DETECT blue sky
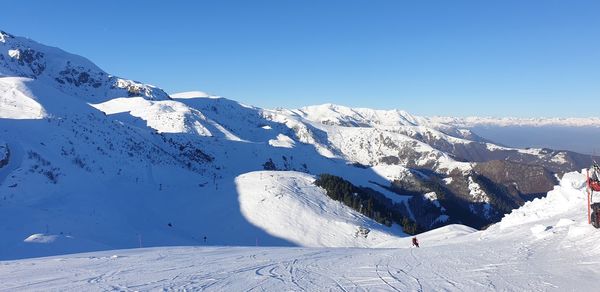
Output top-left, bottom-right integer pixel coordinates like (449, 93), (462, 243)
(2, 0), (599, 117)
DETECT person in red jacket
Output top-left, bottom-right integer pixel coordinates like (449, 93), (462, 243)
(412, 237), (419, 248)
(590, 163), (600, 192)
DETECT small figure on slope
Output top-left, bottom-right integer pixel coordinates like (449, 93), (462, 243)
(412, 237), (420, 248)
(588, 163), (600, 228)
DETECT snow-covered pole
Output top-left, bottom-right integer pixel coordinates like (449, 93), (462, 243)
(587, 169), (591, 224)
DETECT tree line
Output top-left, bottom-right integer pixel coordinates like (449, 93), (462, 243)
(314, 173), (420, 235)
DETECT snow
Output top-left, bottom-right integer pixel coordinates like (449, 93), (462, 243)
(434, 214), (450, 224)
(370, 164), (410, 183)
(236, 171), (405, 247)
(2, 218), (598, 291)
(467, 176), (488, 203)
(551, 152), (568, 164)
(494, 171), (588, 230)
(267, 134), (295, 148)
(556, 218), (575, 227)
(23, 233), (60, 243)
(297, 103), (422, 128)
(8, 49), (19, 59)
(0, 78), (47, 119)
(3, 172), (598, 290)
(170, 91), (212, 99)
(91, 97), (213, 136)
(424, 191), (438, 201)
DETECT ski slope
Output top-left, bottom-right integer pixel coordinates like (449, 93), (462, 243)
(236, 171), (408, 247)
(2, 171), (599, 291)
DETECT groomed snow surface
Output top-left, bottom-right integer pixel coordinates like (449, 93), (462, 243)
(2, 171), (600, 291)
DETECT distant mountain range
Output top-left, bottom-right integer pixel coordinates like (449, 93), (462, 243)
(427, 116), (600, 128)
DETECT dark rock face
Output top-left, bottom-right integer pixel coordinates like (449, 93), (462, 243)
(16, 48), (46, 76)
(379, 156), (400, 165)
(57, 62), (105, 88)
(391, 171), (491, 228)
(0, 144), (8, 168)
(473, 160), (558, 198)
(1, 46), (46, 78)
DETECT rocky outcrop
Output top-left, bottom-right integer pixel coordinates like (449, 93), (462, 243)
(0, 143), (9, 168)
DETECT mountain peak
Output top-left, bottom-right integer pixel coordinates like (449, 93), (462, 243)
(0, 29), (170, 102)
(297, 103), (420, 128)
(0, 30), (13, 43)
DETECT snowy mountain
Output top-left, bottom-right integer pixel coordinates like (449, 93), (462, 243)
(0, 30), (169, 103)
(2, 170), (599, 290)
(1, 29), (598, 260)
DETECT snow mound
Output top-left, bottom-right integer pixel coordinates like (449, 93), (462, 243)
(567, 224), (590, 238)
(268, 134), (295, 148)
(24, 233), (59, 243)
(236, 171), (406, 247)
(495, 171), (589, 231)
(556, 218), (575, 227)
(530, 224), (553, 239)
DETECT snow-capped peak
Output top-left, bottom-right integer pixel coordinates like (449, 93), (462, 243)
(0, 30), (12, 44)
(0, 29), (170, 102)
(296, 103), (421, 127)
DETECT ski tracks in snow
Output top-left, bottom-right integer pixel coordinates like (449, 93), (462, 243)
(3, 240), (599, 291)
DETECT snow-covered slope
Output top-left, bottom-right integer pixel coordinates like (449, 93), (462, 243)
(91, 97), (212, 136)
(489, 170), (594, 235)
(2, 171), (599, 291)
(0, 77), (47, 119)
(236, 171), (407, 247)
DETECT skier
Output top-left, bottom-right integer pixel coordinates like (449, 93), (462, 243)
(588, 163), (600, 228)
(591, 163), (600, 183)
(412, 237), (419, 248)
(589, 163), (600, 192)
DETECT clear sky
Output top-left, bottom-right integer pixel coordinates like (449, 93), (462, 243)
(2, 0), (599, 117)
